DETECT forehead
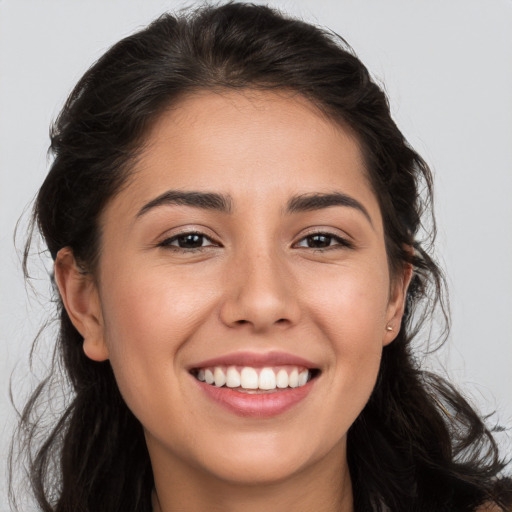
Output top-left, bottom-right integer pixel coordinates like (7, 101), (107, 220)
(107, 89), (381, 226)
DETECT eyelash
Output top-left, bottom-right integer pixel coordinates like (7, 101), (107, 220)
(295, 232), (354, 251)
(158, 231), (353, 253)
(158, 231), (219, 253)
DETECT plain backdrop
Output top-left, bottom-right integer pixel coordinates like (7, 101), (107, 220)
(1, 0), (511, 509)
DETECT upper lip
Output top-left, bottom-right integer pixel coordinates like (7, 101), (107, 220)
(188, 351), (319, 370)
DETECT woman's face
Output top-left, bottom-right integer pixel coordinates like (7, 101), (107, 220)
(63, 90), (409, 488)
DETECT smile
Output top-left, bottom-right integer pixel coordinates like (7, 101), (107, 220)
(189, 351), (320, 417)
(192, 365), (315, 392)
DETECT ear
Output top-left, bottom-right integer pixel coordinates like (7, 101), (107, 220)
(383, 261), (413, 346)
(54, 247), (109, 361)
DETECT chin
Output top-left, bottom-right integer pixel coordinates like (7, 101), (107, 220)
(205, 454), (308, 486)
(195, 432), (338, 486)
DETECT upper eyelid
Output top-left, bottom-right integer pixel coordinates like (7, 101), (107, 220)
(158, 226), (220, 242)
(294, 228), (352, 242)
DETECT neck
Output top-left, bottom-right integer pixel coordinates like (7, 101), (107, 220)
(150, 443), (353, 512)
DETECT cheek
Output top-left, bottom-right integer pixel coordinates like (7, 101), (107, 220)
(98, 264), (219, 395)
(305, 263), (390, 346)
(102, 262), (210, 339)
(302, 264), (389, 422)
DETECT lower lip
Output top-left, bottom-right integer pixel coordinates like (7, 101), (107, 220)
(194, 377), (316, 418)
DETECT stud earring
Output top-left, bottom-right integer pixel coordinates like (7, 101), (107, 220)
(386, 325), (393, 331)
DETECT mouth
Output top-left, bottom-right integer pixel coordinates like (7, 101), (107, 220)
(190, 365), (320, 393)
(188, 353), (321, 417)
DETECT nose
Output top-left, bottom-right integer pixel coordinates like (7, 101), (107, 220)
(219, 248), (301, 333)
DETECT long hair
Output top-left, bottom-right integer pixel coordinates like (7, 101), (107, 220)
(11, 3), (511, 511)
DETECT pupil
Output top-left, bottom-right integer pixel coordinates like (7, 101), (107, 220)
(178, 234), (203, 248)
(308, 234), (331, 248)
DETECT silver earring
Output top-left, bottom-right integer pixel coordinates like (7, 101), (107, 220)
(386, 325), (393, 331)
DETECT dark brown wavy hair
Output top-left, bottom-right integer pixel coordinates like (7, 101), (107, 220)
(10, 3), (511, 511)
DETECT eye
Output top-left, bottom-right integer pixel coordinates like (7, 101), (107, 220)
(295, 232), (352, 250)
(159, 232), (218, 251)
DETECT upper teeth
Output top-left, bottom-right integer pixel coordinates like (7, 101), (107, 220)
(195, 366), (311, 391)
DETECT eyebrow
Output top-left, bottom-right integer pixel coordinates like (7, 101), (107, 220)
(136, 189), (372, 226)
(137, 190), (233, 217)
(286, 192), (373, 226)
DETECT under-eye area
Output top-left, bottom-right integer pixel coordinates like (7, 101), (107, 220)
(191, 366), (321, 393)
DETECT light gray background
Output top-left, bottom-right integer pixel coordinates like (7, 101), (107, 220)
(1, 0), (511, 509)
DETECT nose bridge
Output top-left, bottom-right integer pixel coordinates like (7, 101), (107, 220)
(220, 238), (299, 331)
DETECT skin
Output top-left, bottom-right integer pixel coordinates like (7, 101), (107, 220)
(56, 90), (412, 512)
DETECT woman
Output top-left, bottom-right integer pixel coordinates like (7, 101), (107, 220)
(10, 3), (511, 511)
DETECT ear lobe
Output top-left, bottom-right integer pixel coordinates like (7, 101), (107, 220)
(54, 248), (109, 362)
(383, 262), (413, 346)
